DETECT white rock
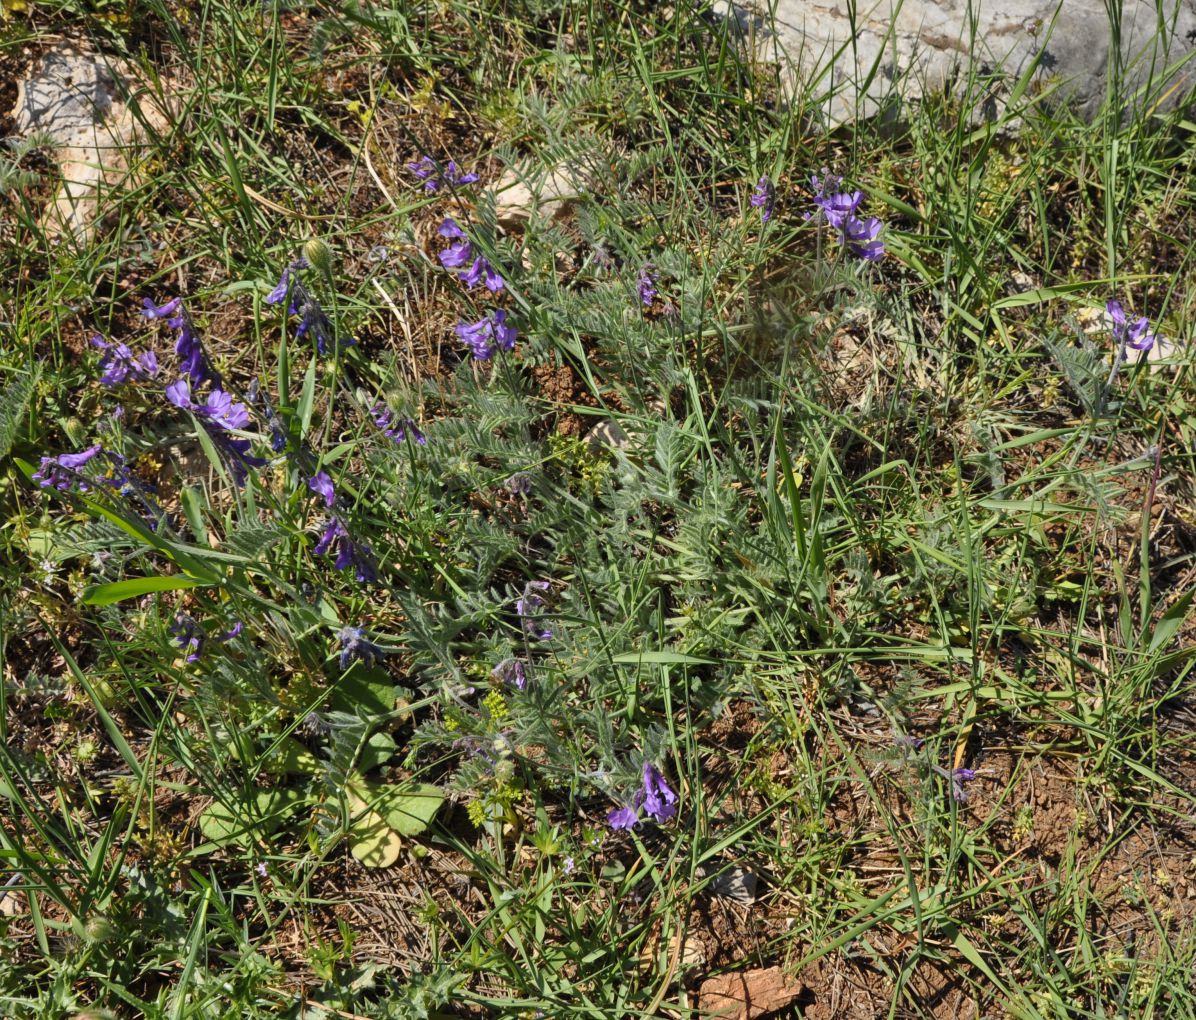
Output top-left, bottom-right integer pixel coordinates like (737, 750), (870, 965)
(493, 164), (585, 229)
(10, 44), (178, 241)
(716, 1), (1196, 127)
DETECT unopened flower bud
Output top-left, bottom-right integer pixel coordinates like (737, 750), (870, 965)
(303, 238), (334, 277)
(63, 417), (85, 445)
(83, 916), (118, 943)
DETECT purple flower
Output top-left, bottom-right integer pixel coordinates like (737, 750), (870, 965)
(32, 444), (104, 491)
(810, 187), (863, 229)
(315, 516), (378, 583)
(505, 472), (533, 496)
(607, 800), (643, 831)
(264, 267), (293, 306)
(607, 761), (679, 830)
(455, 309), (517, 361)
(220, 622), (243, 641)
(167, 380), (252, 431)
(841, 215), (885, 261)
(92, 336), (158, 386)
(806, 172), (885, 261)
(371, 403), (427, 445)
(950, 767), (977, 803)
(516, 581), (552, 640)
(437, 218), (504, 291)
(438, 218), (474, 268)
(165, 378), (192, 411)
(460, 255), (504, 293)
(337, 625), (385, 670)
(407, 156), (480, 192)
(169, 613), (204, 663)
(141, 296), (182, 321)
(637, 265), (658, 306)
(492, 657), (527, 690)
(1107, 299), (1156, 351)
(265, 261), (347, 356)
(750, 174), (776, 222)
(143, 296), (216, 386)
(640, 762), (678, 823)
(166, 380), (264, 486)
(307, 470), (336, 508)
(198, 389), (251, 430)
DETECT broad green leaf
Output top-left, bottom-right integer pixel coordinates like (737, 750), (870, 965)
(333, 667), (396, 717)
(346, 779), (443, 868)
(82, 574), (209, 606)
(198, 788), (307, 847)
(261, 737), (321, 776)
(356, 732), (396, 773)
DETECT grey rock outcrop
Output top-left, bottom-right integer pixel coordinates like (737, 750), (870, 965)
(10, 44), (178, 241)
(719, 1), (1196, 126)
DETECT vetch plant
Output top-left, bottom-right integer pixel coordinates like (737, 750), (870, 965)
(407, 155), (480, 192)
(91, 336), (158, 386)
(607, 762), (679, 830)
(750, 174), (776, 222)
(438, 218), (504, 292)
(142, 296), (218, 386)
(806, 170), (885, 261)
(371, 403), (426, 445)
(338, 626), (385, 670)
(266, 258), (346, 356)
(455, 309), (517, 361)
(32, 444), (104, 491)
(1100, 296), (1159, 411)
(515, 581), (552, 640)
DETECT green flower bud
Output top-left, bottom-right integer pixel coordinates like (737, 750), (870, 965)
(303, 238), (334, 277)
(62, 417), (85, 445)
(83, 916), (118, 943)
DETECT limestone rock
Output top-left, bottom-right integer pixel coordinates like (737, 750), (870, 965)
(10, 44), (179, 241)
(717, 0), (1196, 127)
(493, 164), (585, 229)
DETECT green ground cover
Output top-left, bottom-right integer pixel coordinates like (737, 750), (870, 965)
(2, 2), (1196, 1017)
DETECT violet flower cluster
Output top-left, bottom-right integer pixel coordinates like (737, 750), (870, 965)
(516, 580), (553, 641)
(438, 218), (504, 293)
(637, 265), (658, 306)
(337, 625), (385, 670)
(413, 161), (519, 361)
(750, 174), (776, 223)
(32, 444), (104, 491)
(608, 762), (679, 830)
(146, 295), (266, 487)
(455, 309), (517, 361)
(304, 470), (377, 584)
(371, 403), (426, 446)
(265, 259), (347, 356)
(408, 156), (479, 193)
(169, 613), (240, 664)
(1107, 299), (1157, 352)
(92, 336), (158, 386)
(806, 171), (885, 261)
(492, 657), (527, 691)
(143, 296), (217, 387)
(166, 376), (266, 486)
